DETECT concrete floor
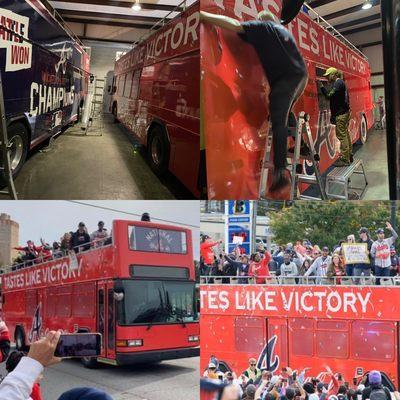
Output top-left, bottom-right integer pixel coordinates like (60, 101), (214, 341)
(355, 127), (389, 200)
(1, 117), (193, 200)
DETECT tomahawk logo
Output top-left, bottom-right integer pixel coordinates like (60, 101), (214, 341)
(55, 43), (73, 75)
(0, 8), (32, 72)
(257, 335), (279, 372)
(29, 303), (42, 342)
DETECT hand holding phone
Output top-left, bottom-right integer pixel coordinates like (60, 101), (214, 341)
(54, 333), (101, 358)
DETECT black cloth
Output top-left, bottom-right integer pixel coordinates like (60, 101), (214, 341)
(361, 385), (391, 400)
(70, 230), (91, 252)
(321, 79), (350, 120)
(240, 20), (307, 84)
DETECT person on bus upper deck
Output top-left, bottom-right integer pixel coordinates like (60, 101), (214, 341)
(320, 68), (352, 167)
(14, 240), (40, 266)
(389, 245), (400, 277)
(201, 235), (222, 276)
(90, 221), (109, 247)
(224, 253), (249, 284)
(326, 254), (345, 285)
(370, 222), (398, 285)
(141, 212), (150, 222)
(353, 227), (374, 285)
(199, 9), (308, 197)
(304, 246), (332, 284)
(279, 251), (298, 281)
(70, 222), (91, 253)
(344, 234), (356, 277)
(361, 371), (391, 400)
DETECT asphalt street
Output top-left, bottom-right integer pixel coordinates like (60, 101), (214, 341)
(0, 356), (199, 400)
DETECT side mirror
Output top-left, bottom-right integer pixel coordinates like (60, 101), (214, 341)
(281, 0), (305, 25)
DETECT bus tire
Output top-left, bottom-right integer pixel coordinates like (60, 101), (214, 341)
(359, 115), (368, 144)
(81, 356), (99, 369)
(112, 103), (119, 123)
(0, 122), (29, 187)
(148, 126), (170, 177)
(15, 327), (26, 351)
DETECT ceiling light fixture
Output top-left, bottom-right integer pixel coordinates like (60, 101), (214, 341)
(362, 0), (373, 10)
(132, 0), (141, 11)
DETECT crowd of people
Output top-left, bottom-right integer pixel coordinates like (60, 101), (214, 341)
(200, 222), (400, 285)
(202, 357), (398, 400)
(0, 320), (113, 400)
(11, 221), (111, 270)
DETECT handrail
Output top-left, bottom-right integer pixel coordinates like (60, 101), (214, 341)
(303, 3), (368, 62)
(2, 239), (113, 274)
(200, 275), (400, 286)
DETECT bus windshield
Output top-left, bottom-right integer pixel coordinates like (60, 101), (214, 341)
(117, 280), (198, 325)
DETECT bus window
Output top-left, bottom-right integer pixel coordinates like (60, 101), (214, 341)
(98, 289), (105, 342)
(234, 317), (264, 353)
(117, 75), (126, 97)
(351, 321), (395, 361)
(316, 320), (349, 359)
(130, 69), (141, 100)
(290, 319), (313, 356)
(124, 72), (132, 98)
(159, 229), (187, 254)
(108, 289), (115, 350)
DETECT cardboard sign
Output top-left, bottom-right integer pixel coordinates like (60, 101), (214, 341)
(342, 243), (369, 264)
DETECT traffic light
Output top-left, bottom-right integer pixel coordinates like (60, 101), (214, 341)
(234, 200), (246, 214)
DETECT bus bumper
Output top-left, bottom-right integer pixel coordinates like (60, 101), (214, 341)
(115, 347), (200, 365)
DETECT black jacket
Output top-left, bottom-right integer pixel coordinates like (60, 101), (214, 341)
(361, 384), (391, 400)
(70, 230), (91, 252)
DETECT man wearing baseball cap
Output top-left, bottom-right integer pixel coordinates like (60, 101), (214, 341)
(90, 221), (109, 247)
(353, 227), (374, 284)
(304, 246), (331, 284)
(371, 222), (398, 285)
(320, 67), (352, 167)
(361, 370), (391, 400)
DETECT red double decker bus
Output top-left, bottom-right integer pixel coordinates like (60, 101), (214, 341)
(2, 219), (199, 368)
(202, 0), (374, 199)
(200, 284), (399, 391)
(111, 2), (200, 197)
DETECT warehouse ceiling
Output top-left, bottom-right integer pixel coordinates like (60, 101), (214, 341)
(42, 0), (381, 47)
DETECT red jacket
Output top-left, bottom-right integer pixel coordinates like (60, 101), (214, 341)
(201, 241), (218, 265)
(31, 383), (43, 400)
(249, 256), (271, 284)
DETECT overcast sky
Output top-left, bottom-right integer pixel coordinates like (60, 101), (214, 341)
(0, 201), (199, 258)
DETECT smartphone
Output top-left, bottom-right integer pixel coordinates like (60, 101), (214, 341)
(54, 333), (102, 358)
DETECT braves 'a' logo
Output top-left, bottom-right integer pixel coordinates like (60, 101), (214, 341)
(257, 335), (279, 372)
(29, 303), (42, 342)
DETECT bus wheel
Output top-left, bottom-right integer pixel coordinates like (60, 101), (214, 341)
(148, 126), (170, 177)
(81, 356), (99, 369)
(112, 103), (119, 123)
(359, 115), (368, 144)
(15, 327), (26, 351)
(0, 122), (28, 187)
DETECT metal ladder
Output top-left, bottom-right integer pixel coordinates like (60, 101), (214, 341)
(0, 70), (17, 199)
(85, 76), (104, 136)
(259, 111), (326, 200)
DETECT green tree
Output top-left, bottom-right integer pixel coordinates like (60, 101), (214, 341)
(269, 201), (399, 250)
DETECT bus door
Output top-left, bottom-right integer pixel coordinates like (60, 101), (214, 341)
(97, 281), (116, 360)
(265, 318), (288, 372)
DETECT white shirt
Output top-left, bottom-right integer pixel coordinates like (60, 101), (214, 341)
(0, 357), (43, 400)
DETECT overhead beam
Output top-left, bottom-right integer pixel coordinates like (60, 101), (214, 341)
(308, 0), (337, 8)
(357, 40), (382, 48)
(341, 22), (381, 35)
(79, 36), (135, 44)
(58, 10), (165, 24)
(55, 0), (183, 12)
(334, 13), (381, 30)
(323, 0), (380, 20)
(64, 17), (155, 30)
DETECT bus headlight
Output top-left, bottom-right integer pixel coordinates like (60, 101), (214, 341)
(188, 335), (199, 342)
(127, 339), (143, 347)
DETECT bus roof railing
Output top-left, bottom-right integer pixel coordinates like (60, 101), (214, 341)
(200, 275), (400, 286)
(303, 3), (369, 62)
(1, 239), (113, 275)
(130, 0), (191, 48)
